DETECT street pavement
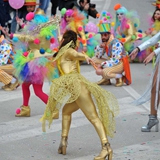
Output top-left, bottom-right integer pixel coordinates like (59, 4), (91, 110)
(0, 0), (160, 160)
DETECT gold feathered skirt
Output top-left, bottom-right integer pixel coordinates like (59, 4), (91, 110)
(41, 72), (119, 137)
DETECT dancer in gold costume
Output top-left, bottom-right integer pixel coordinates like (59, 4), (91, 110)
(41, 30), (119, 160)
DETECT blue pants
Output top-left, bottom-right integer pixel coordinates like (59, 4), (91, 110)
(39, 0), (50, 14)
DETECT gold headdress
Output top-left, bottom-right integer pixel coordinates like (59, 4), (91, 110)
(35, 8), (45, 15)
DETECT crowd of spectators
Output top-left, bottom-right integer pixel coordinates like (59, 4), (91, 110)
(0, 0), (98, 34)
(0, 0), (98, 91)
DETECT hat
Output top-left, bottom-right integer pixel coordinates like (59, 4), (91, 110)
(152, 0), (160, 8)
(98, 11), (112, 33)
(24, 0), (39, 6)
(114, 4), (128, 15)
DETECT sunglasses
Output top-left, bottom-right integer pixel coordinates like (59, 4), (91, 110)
(117, 13), (124, 16)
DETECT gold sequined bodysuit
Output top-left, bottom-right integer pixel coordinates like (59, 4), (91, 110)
(41, 41), (119, 137)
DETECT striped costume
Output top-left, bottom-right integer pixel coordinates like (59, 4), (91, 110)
(0, 69), (12, 85)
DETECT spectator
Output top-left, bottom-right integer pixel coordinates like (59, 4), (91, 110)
(78, 0), (99, 19)
(0, 0), (6, 28)
(16, 0), (38, 28)
(24, 0), (38, 12)
(10, 6), (28, 33)
(10, 0), (38, 33)
(3, 0), (12, 33)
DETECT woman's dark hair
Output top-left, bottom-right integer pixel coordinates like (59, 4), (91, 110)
(53, 30), (77, 57)
(59, 30), (77, 49)
(152, 8), (160, 21)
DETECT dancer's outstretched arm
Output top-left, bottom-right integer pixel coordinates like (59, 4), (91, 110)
(130, 32), (160, 60)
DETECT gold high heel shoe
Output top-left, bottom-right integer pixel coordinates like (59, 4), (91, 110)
(52, 109), (59, 119)
(94, 142), (113, 160)
(58, 136), (68, 155)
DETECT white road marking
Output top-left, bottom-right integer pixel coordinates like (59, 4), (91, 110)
(102, 0), (111, 10)
(122, 86), (150, 110)
(0, 97), (145, 144)
(123, 86), (160, 118)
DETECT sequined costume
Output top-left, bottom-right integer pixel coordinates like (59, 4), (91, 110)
(41, 28), (120, 159)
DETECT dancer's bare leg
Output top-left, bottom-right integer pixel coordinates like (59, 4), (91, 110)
(150, 65), (159, 115)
